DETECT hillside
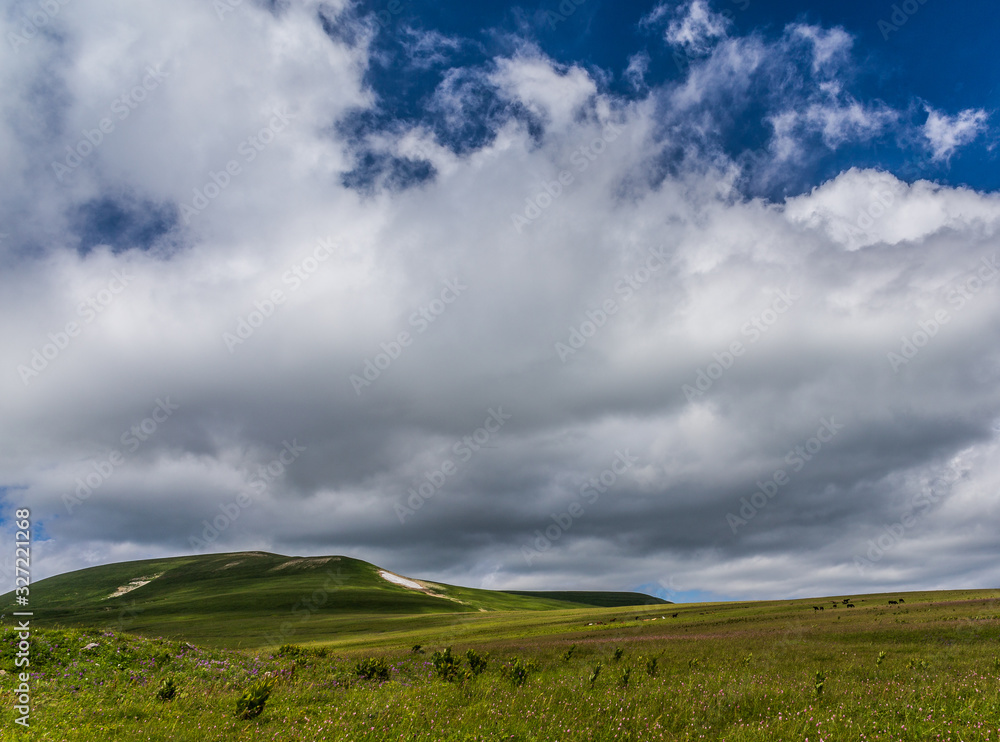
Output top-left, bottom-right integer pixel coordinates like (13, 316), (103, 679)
(0, 551), (667, 647)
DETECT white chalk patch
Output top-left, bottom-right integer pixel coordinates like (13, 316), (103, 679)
(379, 570), (422, 589)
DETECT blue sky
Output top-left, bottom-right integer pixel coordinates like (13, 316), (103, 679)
(1, 0), (1000, 602)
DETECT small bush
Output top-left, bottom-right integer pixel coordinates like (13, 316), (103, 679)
(645, 656), (658, 677)
(466, 649), (487, 677)
(277, 644), (304, 658)
(500, 658), (534, 687)
(235, 675), (275, 720)
(618, 666), (631, 689)
(588, 662), (602, 687)
(611, 647), (624, 663)
(156, 677), (177, 701)
(355, 657), (391, 682)
(431, 647), (463, 682)
(562, 644), (577, 662)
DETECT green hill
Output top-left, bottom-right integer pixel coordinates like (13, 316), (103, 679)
(0, 551), (667, 647)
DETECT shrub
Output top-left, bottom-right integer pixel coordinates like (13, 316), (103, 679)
(562, 644), (577, 662)
(588, 662), (602, 687)
(277, 644), (304, 658)
(618, 666), (631, 688)
(500, 658), (534, 687)
(645, 656), (659, 677)
(156, 677), (177, 701)
(355, 657), (391, 682)
(235, 675), (275, 720)
(466, 649), (487, 677)
(611, 647), (624, 663)
(431, 647), (463, 682)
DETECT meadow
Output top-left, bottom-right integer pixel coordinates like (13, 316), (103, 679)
(2, 588), (999, 741)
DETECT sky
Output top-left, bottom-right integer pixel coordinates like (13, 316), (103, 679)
(1, 0), (999, 603)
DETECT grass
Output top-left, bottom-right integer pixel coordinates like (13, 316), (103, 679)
(2, 588), (999, 739)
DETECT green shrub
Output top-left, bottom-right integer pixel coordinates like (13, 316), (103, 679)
(588, 662), (602, 687)
(431, 647), (463, 682)
(876, 650), (887, 666)
(277, 644), (304, 657)
(500, 658), (534, 687)
(644, 656), (658, 677)
(611, 647), (624, 663)
(355, 657), (391, 682)
(466, 649), (487, 677)
(562, 644), (577, 662)
(156, 677), (177, 701)
(235, 675), (275, 719)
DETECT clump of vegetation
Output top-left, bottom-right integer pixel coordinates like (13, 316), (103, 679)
(644, 656), (659, 677)
(814, 670), (826, 696)
(277, 644), (304, 657)
(908, 658), (929, 671)
(156, 676), (177, 701)
(876, 650), (887, 666)
(500, 658), (535, 687)
(431, 647), (463, 682)
(618, 666), (631, 689)
(611, 647), (624, 663)
(355, 656), (391, 682)
(588, 662), (602, 687)
(411, 644), (424, 654)
(688, 658), (700, 670)
(465, 649), (487, 677)
(562, 644), (577, 662)
(741, 653), (753, 667)
(235, 675), (275, 720)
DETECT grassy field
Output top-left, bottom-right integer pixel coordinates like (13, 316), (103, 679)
(2, 585), (1000, 740)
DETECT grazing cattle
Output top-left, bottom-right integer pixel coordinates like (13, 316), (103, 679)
(888, 600), (898, 605)
(847, 603), (855, 608)
(672, 613), (679, 618)
(898, 598), (905, 603)
(813, 606), (819, 611)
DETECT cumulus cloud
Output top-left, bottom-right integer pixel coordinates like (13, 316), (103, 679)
(1, 1), (999, 604)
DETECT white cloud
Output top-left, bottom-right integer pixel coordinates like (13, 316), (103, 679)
(923, 107), (990, 163)
(1, 3), (999, 602)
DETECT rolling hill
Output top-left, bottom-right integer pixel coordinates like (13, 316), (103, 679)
(1, 551), (667, 647)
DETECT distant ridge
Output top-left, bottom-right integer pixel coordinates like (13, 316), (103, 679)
(0, 551), (667, 646)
